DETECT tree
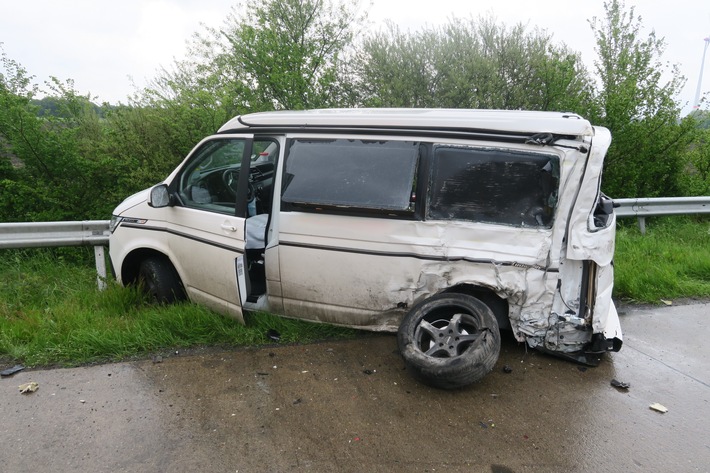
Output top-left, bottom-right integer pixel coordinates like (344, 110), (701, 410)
(227, 0), (364, 110)
(0, 48), (123, 221)
(140, 0), (365, 115)
(351, 17), (596, 113)
(589, 0), (694, 197)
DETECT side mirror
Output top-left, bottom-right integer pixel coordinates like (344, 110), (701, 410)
(148, 184), (172, 208)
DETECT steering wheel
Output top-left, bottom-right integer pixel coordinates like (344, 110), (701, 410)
(222, 169), (255, 201)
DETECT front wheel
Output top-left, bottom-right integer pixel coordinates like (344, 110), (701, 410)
(397, 293), (501, 389)
(138, 257), (186, 304)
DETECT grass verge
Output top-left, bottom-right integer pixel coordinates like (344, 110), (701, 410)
(0, 249), (357, 367)
(613, 216), (710, 303)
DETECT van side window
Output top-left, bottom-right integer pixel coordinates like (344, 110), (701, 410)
(177, 139), (246, 214)
(281, 139), (419, 214)
(176, 138), (277, 216)
(428, 146), (559, 227)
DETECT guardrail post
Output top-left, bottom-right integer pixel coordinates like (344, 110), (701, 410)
(638, 216), (646, 235)
(94, 245), (108, 291)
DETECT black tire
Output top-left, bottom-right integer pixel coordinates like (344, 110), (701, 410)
(397, 293), (501, 389)
(138, 257), (186, 304)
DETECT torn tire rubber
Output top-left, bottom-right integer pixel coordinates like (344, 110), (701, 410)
(138, 257), (185, 304)
(398, 293), (501, 389)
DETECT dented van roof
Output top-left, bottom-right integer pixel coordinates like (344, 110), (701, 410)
(218, 108), (595, 137)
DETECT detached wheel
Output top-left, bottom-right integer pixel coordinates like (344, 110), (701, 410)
(398, 293), (501, 389)
(138, 257), (185, 304)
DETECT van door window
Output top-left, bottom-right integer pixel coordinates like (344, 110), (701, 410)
(281, 139), (419, 215)
(428, 146), (560, 227)
(177, 138), (247, 215)
(176, 138), (277, 216)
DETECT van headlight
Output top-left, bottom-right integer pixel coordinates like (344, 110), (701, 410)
(110, 216), (147, 233)
(109, 215), (123, 233)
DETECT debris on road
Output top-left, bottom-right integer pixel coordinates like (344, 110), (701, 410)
(1, 365), (25, 377)
(610, 379), (630, 390)
(503, 365), (513, 373)
(649, 403), (668, 413)
(18, 381), (39, 394)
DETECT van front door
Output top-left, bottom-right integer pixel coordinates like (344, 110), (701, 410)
(163, 136), (257, 321)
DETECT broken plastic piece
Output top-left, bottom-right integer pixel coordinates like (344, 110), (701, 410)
(502, 365), (513, 373)
(649, 403), (668, 413)
(266, 329), (281, 341)
(1, 365), (24, 377)
(18, 381), (39, 394)
(610, 379), (630, 389)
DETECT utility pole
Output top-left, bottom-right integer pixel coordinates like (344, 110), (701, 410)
(692, 36), (710, 110)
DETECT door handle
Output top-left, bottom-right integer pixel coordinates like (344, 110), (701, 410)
(220, 223), (238, 232)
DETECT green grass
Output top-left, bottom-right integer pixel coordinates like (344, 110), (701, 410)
(613, 217), (710, 303)
(0, 249), (357, 367)
(2, 218), (708, 366)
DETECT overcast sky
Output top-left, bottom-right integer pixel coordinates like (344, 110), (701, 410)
(1, 0), (709, 115)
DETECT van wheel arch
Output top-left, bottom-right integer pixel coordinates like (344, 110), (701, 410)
(442, 284), (510, 331)
(121, 250), (186, 303)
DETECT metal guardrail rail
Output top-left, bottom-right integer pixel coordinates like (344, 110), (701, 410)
(0, 220), (111, 290)
(0, 196), (708, 290)
(614, 197), (710, 233)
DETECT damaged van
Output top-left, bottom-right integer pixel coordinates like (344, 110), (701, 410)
(109, 108), (622, 389)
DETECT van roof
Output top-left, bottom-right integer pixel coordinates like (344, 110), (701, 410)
(218, 108), (594, 137)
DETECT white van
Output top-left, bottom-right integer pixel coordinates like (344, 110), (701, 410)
(109, 108), (622, 388)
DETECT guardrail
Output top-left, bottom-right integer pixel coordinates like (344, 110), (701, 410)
(1, 197), (708, 290)
(0, 220), (111, 290)
(614, 197), (710, 234)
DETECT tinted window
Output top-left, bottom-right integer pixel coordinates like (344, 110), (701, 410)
(428, 146), (559, 227)
(282, 139), (419, 213)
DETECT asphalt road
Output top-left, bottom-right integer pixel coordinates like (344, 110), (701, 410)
(1, 302), (708, 473)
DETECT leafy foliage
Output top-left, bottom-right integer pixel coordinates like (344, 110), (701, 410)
(352, 18), (596, 113)
(678, 127), (710, 196)
(588, 0), (695, 197)
(230, 0), (363, 110)
(0, 53), (123, 221)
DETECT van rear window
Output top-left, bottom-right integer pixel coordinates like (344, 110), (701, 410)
(428, 146), (559, 227)
(282, 139), (419, 213)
